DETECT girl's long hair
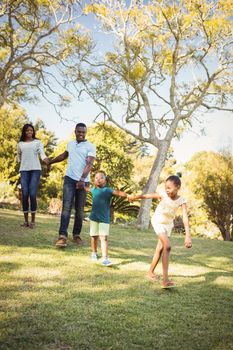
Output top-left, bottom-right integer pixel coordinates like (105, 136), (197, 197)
(19, 124), (37, 142)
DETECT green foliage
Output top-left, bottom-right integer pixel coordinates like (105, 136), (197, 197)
(87, 123), (138, 188)
(186, 151), (233, 241)
(34, 119), (57, 200)
(35, 119), (57, 155)
(0, 181), (17, 202)
(0, 0), (89, 107)
(0, 105), (28, 187)
(110, 186), (139, 219)
(42, 139), (68, 200)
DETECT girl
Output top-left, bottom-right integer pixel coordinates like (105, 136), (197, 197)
(17, 124), (49, 228)
(129, 175), (192, 288)
(83, 171), (129, 266)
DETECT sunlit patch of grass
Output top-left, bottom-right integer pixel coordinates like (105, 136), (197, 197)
(213, 276), (233, 289)
(0, 208), (233, 350)
(118, 261), (149, 271)
(169, 263), (212, 276)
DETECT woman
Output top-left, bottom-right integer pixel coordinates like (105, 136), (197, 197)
(17, 124), (49, 228)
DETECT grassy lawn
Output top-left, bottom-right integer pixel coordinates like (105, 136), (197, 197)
(0, 208), (233, 350)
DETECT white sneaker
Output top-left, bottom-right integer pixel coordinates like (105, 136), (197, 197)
(102, 258), (112, 266)
(91, 252), (98, 261)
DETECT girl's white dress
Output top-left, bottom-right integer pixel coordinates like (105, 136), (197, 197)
(151, 192), (186, 237)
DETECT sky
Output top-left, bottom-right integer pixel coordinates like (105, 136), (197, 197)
(23, 97), (233, 165)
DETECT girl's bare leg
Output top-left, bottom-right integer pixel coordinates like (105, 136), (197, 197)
(148, 239), (163, 278)
(158, 233), (171, 283)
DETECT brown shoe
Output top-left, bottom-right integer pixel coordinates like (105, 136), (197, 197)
(73, 236), (83, 246)
(55, 237), (67, 247)
(20, 222), (29, 228)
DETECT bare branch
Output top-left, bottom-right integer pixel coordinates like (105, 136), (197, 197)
(202, 103), (233, 112)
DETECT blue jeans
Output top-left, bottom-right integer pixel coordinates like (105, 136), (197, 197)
(20, 170), (41, 213)
(59, 176), (87, 238)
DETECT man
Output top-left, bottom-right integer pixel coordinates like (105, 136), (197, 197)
(48, 123), (96, 247)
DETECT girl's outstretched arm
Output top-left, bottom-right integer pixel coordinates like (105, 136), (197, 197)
(128, 192), (161, 201)
(181, 203), (192, 248)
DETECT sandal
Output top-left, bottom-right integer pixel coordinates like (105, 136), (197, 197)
(146, 274), (160, 282)
(29, 222), (35, 229)
(20, 222), (29, 227)
(161, 280), (175, 289)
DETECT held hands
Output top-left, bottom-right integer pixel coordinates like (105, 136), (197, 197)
(76, 180), (85, 190)
(43, 158), (51, 173)
(127, 194), (138, 202)
(43, 157), (50, 166)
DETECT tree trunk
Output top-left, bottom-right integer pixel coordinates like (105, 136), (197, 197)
(137, 140), (170, 229)
(0, 96), (5, 108)
(225, 213), (231, 241)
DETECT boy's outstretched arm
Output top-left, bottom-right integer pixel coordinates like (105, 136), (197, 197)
(181, 203), (192, 248)
(112, 190), (128, 197)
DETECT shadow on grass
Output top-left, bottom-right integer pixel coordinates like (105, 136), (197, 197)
(1, 209), (233, 349)
(1, 266), (233, 350)
(0, 261), (22, 272)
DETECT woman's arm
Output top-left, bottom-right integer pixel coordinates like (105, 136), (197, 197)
(181, 203), (192, 248)
(38, 141), (49, 165)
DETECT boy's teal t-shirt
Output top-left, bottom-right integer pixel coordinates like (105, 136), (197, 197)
(89, 186), (113, 224)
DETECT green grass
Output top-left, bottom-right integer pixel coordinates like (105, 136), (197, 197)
(0, 209), (233, 350)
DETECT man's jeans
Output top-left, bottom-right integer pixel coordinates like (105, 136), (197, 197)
(20, 170), (41, 213)
(59, 176), (87, 238)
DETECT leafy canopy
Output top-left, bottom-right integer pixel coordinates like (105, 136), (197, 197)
(187, 151), (233, 241)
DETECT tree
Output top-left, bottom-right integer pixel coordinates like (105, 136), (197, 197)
(0, 104), (28, 186)
(77, 0), (233, 228)
(87, 122), (140, 188)
(0, 0), (92, 109)
(187, 151), (233, 241)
